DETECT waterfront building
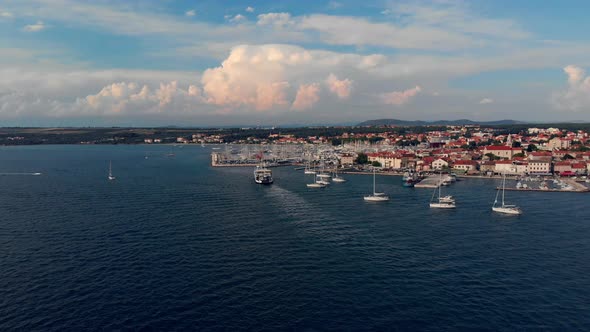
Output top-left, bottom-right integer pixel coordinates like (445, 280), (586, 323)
(479, 161), (496, 174)
(494, 160), (527, 175)
(571, 162), (587, 175)
(452, 160), (478, 173)
(554, 161), (572, 174)
(528, 161), (552, 174)
(432, 158), (449, 170)
(339, 153), (356, 167)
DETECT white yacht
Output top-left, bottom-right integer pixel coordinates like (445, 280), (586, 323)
(307, 174), (326, 188)
(364, 168), (389, 202)
(492, 174), (522, 215)
(430, 173), (455, 208)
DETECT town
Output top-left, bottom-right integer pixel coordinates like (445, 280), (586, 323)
(209, 125), (590, 178)
(2, 124), (590, 177)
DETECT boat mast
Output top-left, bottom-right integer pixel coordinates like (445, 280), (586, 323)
(502, 173), (506, 207)
(373, 168), (376, 195)
(438, 171), (442, 200)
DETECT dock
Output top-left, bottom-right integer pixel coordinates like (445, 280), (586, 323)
(414, 175), (444, 188)
(498, 179), (589, 193)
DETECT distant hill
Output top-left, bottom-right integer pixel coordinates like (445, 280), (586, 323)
(356, 119), (524, 126)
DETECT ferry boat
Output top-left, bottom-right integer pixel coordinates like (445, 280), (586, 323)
(254, 166), (273, 185)
(254, 151), (273, 185)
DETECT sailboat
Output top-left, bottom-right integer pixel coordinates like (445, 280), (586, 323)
(332, 167), (346, 183)
(492, 174), (522, 215)
(430, 172), (455, 208)
(307, 173), (326, 188)
(108, 161), (116, 181)
(364, 168), (389, 201)
(304, 160), (316, 174)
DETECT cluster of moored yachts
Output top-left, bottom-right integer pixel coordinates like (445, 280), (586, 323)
(254, 165), (522, 215)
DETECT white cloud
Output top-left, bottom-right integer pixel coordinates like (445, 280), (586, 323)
(292, 83), (320, 110)
(83, 81), (203, 114)
(200, 45), (300, 111)
(229, 14), (246, 23)
(257, 13), (293, 28)
(299, 14), (472, 50)
(199, 44), (389, 112)
(246, 6), (255, 13)
(391, 2), (529, 40)
(553, 65), (590, 111)
(23, 21), (46, 32)
(185, 10), (196, 17)
(325, 73), (352, 99)
(381, 86), (422, 105)
(479, 98), (493, 104)
(0, 11), (13, 18)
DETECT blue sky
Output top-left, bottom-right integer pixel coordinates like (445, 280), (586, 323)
(0, 0), (590, 126)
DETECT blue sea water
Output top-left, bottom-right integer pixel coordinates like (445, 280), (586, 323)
(1, 145), (589, 331)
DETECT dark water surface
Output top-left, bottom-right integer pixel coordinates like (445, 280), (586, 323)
(1, 145), (589, 331)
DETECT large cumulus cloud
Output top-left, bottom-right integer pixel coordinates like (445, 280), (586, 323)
(553, 65), (590, 111)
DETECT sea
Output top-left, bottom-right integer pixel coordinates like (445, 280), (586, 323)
(1, 145), (589, 331)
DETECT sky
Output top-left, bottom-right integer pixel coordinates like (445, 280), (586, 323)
(1, 0), (590, 127)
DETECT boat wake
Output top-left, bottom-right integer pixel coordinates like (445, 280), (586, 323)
(0, 172), (42, 176)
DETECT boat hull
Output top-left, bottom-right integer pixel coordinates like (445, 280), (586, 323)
(492, 206), (521, 215)
(364, 196), (389, 202)
(430, 203), (455, 209)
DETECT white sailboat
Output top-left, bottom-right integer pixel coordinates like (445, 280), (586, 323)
(430, 172), (455, 208)
(304, 161), (316, 174)
(108, 161), (116, 181)
(364, 168), (389, 201)
(307, 173), (326, 188)
(492, 174), (522, 215)
(332, 167), (346, 183)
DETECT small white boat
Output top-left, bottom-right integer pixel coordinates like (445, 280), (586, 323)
(108, 161), (116, 181)
(332, 168), (346, 183)
(492, 174), (521, 215)
(430, 172), (455, 208)
(307, 174), (326, 188)
(364, 168), (389, 202)
(332, 176), (346, 183)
